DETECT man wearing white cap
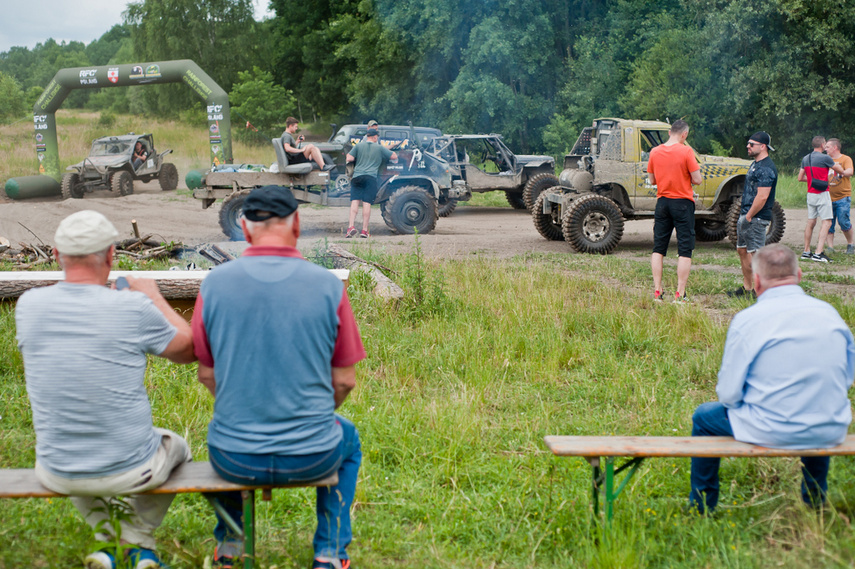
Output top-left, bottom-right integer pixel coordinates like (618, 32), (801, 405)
(16, 210), (195, 569)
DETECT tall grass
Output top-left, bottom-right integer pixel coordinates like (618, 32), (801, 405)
(2, 249), (854, 568)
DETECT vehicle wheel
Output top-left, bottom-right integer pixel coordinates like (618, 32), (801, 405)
(522, 172), (560, 211)
(333, 175), (351, 197)
(695, 218), (728, 242)
(505, 191), (526, 210)
(219, 190), (251, 241)
(382, 185), (438, 234)
(438, 198), (458, 217)
(726, 200), (786, 246)
(111, 170), (134, 196)
(60, 173), (83, 199)
(158, 163), (178, 191)
(562, 194), (624, 254)
(532, 190), (565, 241)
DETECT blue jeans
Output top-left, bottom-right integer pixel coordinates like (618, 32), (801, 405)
(208, 415), (361, 559)
(830, 196), (852, 233)
(689, 402), (829, 513)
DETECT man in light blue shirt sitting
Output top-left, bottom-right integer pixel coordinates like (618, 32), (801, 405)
(690, 244), (855, 513)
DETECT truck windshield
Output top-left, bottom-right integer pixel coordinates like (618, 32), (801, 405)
(91, 142), (129, 156)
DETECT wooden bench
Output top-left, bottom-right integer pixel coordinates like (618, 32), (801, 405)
(0, 461), (337, 569)
(544, 435), (855, 522)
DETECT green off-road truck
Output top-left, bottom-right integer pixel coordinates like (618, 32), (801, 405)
(532, 118), (785, 254)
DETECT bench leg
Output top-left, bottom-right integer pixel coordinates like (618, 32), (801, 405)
(242, 489), (255, 569)
(588, 457), (646, 524)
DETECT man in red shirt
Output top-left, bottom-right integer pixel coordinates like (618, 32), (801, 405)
(647, 120), (703, 302)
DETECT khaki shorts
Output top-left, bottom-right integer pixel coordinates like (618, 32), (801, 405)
(807, 191), (833, 220)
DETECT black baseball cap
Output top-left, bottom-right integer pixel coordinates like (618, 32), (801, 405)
(366, 128), (379, 137)
(242, 186), (299, 221)
(749, 131), (776, 152)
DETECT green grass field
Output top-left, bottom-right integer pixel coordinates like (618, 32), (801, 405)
(2, 111), (852, 568)
(2, 243), (855, 568)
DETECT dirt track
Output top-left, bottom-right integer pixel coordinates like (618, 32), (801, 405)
(0, 183), (817, 259)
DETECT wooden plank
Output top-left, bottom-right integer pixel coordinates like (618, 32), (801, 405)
(0, 269), (350, 300)
(0, 462), (338, 499)
(543, 435), (855, 458)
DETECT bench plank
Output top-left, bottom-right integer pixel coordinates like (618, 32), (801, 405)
(0, 462), (338, 499)
(544, 434), (855, 458)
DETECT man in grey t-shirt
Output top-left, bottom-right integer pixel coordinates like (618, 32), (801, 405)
(282, 116), (327, 170)
(798, 135), (845, 262)
(344, 128), (397, 237)
(16, 211), (195, 569)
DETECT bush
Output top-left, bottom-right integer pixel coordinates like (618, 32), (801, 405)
(0, 72), (26, 124)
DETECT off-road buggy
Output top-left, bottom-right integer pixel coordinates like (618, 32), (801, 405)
(61, 133), (178, 199)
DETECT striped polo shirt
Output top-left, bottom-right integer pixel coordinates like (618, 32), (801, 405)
(16, 282), (177, 478)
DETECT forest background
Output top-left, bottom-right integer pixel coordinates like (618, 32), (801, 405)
(1, 0), (854, 169)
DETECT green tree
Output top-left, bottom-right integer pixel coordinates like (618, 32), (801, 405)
(125, 0), (268, 116)
(0, 72), (26, 123)
(229, 67), (297, 142)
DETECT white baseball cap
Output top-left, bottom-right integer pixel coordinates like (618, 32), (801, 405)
(54, 210), (119, 255)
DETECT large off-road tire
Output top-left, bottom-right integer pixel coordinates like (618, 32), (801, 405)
(438, 198), (458, 217)
(219, 190), (251, 241)
(726, 200), (786, 247)
(60, 173), (83, 199)
(522, 172), (560, 211)
(158, 163), (178, 191)
(111, 170), (134, 196)
(695, 218), (728, 242)
(382, 185), (438, 235)
(505, 191), (526, 210)
(562, 194), (625, 254)
(532, 190), (565, 241)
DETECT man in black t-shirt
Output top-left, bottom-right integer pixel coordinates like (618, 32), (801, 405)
(728, 132), (778, 298)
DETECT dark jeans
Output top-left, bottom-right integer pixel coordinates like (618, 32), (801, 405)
(689, 402), (829, 513)
(208, 415), (361, 559)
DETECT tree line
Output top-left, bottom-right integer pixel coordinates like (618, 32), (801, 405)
(2, 0), (854, 168)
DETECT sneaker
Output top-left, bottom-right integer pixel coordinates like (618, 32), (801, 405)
(726, 287), (755, 299)
(313, 559), (351, 569)
(826, 246), (835, 254)
(84, 550), (116, 569)
(359, 229), (369, 238)
(847, 245), (855, 255)
(127, 548), (168, 569)
(345, 226), (357, 238)
(800, 251), (812, 260)
(812, 252), (832, 263)
(673, 292), (689, 304)
(212, 541), (242, 568)
(653, 289), (664, 302)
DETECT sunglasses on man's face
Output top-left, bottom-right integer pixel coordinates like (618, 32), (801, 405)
(747, 142), (762, 147)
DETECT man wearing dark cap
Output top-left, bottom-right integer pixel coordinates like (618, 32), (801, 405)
(17, 210), (195, 569)
(192, 186), (366, 569)
(345, 128), (397, 238)
(728, 132), (778, 298)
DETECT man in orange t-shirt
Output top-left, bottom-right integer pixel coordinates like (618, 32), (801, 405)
(647, 120), (702, 303)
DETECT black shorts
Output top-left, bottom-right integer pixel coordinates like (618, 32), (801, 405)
(287, 152), (310, 164)
(652, 197), (695, 258)
(350, 175), (379, 203)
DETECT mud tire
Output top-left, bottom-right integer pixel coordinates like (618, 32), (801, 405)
(695, 218), (728, 242)
(382, 185), (438, 235)
(562, 194), (624, 254)
(522, 172), (560, 211)
(61, 173), (83, 199)
(505, 191), (526, 210)
(111, 170), (134, 196)
(438, 198), (458, 217)
(532, 190), (565, 241)
(219, 190), (251, 241)
(726, 200), (786, 247)
(158, 163), (178, 191)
